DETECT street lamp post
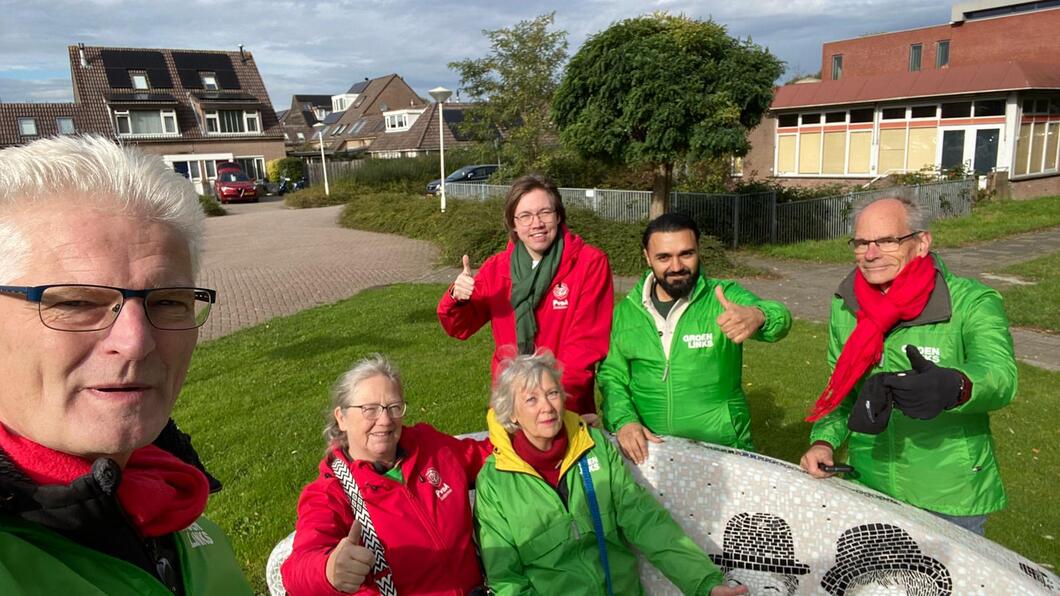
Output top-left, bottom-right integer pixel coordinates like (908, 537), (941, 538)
(312, 122), (330, 196)
(428, 86), (452, 212)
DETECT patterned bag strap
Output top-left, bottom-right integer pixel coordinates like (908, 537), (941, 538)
(330, 457), (398, 596)
(578, 456), (614, 596)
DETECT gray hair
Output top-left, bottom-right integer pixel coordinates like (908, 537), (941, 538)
(0, 135), (204, 282)
(851, 194), (929, 232)
(324, 354), (404, 451)
(490, 351), (564, 433)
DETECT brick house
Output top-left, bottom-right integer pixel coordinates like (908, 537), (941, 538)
(278, 94), (332, 150)
(1, 44), (285, 194)
(304, 74), (426, 156)
(366, 101), (476, 158)
(741, 1), (1060, 198)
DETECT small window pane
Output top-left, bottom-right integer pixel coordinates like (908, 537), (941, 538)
(205, 160), (217, 178)
(941, 102), (972, 119)
(881, 108), (906, 120)
(1036, 99), (1050, 114)
(801, 113), (821, 125)
(131, 73), (148, 90)
(56, 117), (75, 135)
(909, 44), (922, 72)
(116, 114), (131, 134)
(849, 108), (874, 123)
(936, 41), (950, 68)
(1023, 99), (1037, 114)
(777, 114), (798, 127)
(162, 113), (177, 134)
(201, 73), (219, 91)
(831, 55), (843, 80)
(911, 105), (937, 119)
(1050, 98), (1060, 115)
(974, 100), (1005, 117)
(825, 111), (846, 123)
(189, 161), (201, 179)
(18, 118), (37, 136)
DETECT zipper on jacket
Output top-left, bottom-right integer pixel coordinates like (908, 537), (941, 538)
(661, 360), (670, 382)
(400, 484), (446, 551)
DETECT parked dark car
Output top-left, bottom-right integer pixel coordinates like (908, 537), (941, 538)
(213, 170), (259, 204)
(426, 164), (499, 194)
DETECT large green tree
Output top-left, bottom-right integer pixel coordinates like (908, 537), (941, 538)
(553, 14), (783, 216)
(449, 13), (568, 174)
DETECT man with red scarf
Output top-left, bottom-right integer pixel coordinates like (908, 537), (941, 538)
(800, 196), (1017, 535)
(0, 136), (251, 594)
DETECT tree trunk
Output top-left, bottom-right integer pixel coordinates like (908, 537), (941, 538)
(650, 162), (673, 219)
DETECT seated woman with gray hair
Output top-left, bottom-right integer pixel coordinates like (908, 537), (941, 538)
(281, 354), (491, 595)
(474, 352), (747, 596)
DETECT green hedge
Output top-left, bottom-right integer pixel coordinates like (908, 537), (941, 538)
(338, 191), (744, 277)
(198, 194), (227, 217)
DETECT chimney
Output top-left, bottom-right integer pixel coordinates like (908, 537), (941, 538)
(78, 43), (89, 68)
(238, 44), (247, 63)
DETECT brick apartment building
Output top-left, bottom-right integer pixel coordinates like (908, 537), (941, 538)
(742, 0), (1060, 198)
(0, 44), (285, 195)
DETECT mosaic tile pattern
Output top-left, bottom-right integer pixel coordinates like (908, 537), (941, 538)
(265, 432), (1060, 595)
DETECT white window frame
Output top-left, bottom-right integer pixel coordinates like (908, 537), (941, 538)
(56, 117), (76, 135)
(200, 72), (219, 91)
(130, 72), (149, 90)
(204, 109), (261, 135)
(18, 117), (38, 136)
(235, 155), (267, 181)
(244, 111), (260, 133)
(114, 109), (179, 138)
(297, 132), (306, 142)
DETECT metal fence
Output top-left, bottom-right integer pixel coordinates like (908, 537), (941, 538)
(442, 177), (976, 247)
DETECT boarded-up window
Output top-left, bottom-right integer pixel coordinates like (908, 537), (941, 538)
(822, 132), (847, 174)
(848, 131), (872, 174)
(777, 135), (797, 173)
(907, 127), (938, 172)
(1029, 124), (1047, 174)
(1045, 123), (1060, 172)
(879, 129), (907, 174)
(799, 132), (822, 174)
(1015, 124), (1032, 175)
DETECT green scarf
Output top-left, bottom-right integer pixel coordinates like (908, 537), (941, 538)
(509, 234), (564, 355)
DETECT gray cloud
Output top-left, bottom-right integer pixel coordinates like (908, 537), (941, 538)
(0, 0), (951, 108)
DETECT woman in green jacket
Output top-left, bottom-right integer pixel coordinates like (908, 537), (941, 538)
(474, 352), (745, 596)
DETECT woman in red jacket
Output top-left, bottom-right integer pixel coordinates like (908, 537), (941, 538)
(437, 174), (614, 415)
(281, 355), (491, 595)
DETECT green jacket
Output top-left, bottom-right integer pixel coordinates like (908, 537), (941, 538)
(0, 515), (252, 595)
(600, 272), (791, 450)
(475, 411), (724, 596)
(810, 257), (1017, 516)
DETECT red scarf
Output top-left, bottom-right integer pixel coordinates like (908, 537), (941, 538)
(806, 255), (936, 421)
(0, 424), (209, 537)
(512, 429), (569, 488)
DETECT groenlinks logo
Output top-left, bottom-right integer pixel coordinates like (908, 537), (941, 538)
(683, 332), (714, 349)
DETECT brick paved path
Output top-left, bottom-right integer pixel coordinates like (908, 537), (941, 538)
(196, 199), (441, 341)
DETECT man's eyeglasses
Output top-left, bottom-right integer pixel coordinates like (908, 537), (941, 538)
(513, 208), (557, 227)
(0, 284), (216, 332)
(848, 231), (922, 254)
(343, 402), (408, 420)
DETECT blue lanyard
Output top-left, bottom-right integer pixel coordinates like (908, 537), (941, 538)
(578, 456), (614, 596)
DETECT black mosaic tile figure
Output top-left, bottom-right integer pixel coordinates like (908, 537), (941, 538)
(821, 523), (951, 596)
(709, 512), (811, 595)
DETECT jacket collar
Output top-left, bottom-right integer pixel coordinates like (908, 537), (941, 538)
(835, 253), (952, 329)
(486, 409), (594, 480)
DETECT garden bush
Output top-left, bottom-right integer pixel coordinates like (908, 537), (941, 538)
(339, 192), (741, 276)
(266, 157), (305, 183)
(198, 194), (226, 217)
(328, 148), (495, 193)
(283, 181), (359, 208)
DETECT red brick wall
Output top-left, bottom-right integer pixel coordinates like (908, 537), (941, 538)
(822, 9), (1060, 80)
(1011, 175), (1060, 199)
(742, 117), (776, 178)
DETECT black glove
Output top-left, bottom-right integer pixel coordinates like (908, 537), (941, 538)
(883, 345), (965, 420)
(848, 373), (894, 434)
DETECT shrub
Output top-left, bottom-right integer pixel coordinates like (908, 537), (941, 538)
(339, 192), (743, 276)
(267, 157), (305, 183)
(328, 148), (495, 193)
(198, 194), (227, 217)
(283, 181), (358, 208)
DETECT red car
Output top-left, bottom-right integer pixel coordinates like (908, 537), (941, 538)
(213, 169), (258, 204)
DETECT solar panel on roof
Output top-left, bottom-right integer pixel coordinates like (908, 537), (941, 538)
(99, 50), (173, 89)
(172, 52), (241, 90)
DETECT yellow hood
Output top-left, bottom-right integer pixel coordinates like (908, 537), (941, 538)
(486, 408), (595, 479)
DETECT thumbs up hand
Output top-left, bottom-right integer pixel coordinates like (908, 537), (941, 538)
(883, 345), (969, 420)
(450, 255), (475, 301)
(714, 285), (765, 344)
(326, 520), (376, 592)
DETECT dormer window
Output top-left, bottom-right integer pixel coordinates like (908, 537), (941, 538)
(200, 72), (219, 91)
(18, 118), (38, 136)
(383, 108), (424, 132)
(130, 71), (149, 90)
(204, 109), (261, 134)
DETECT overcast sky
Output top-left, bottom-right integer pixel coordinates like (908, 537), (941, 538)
(0, 0), (952, 110)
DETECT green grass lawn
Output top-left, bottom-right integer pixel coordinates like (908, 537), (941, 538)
(993, 251), (1060, 333)
(176, 285), (1058, 592)
(751, 196), (1060, 263)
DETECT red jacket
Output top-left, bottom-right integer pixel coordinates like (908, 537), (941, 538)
(437, 227), (614, 414)
(281, 424), (491, 596)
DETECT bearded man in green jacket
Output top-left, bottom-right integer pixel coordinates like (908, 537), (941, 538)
(600, 213), (792, 463)
(800, 195), (1017, 536)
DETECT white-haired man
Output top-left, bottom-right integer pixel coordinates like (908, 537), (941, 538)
(801, 195), (1017, 535)
(0, 136), (251, 593)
